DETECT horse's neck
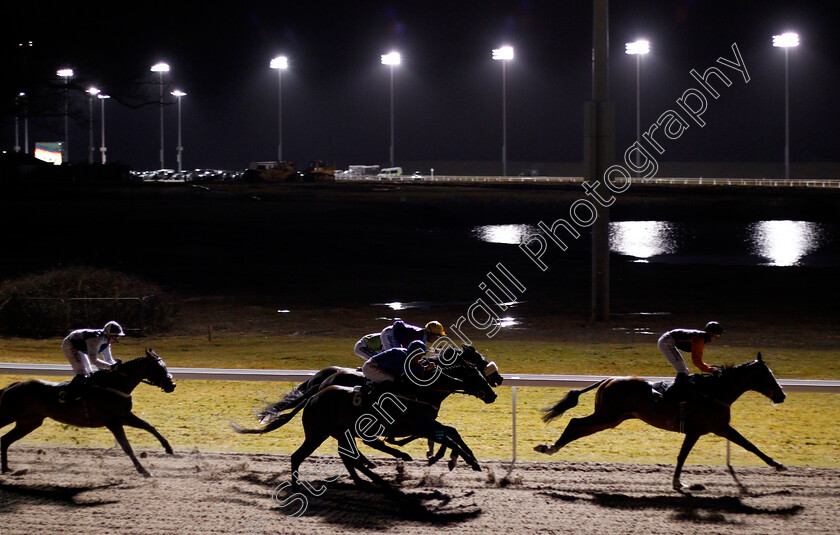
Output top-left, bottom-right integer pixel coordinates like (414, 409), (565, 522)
(97, 361), (145, 394)
(717, 366), (753, 404)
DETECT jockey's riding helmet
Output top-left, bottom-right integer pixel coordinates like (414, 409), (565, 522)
(407, 339), (428, 356)
(704, 321), (724, 334)
(103, 321), (126, 337)
(424, 320), (446, 337)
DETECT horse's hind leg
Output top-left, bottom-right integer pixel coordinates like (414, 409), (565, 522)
(535, 413), (626, 455)
(122, 412), (173, 454)
(1, 418), (44, 473)
(106, 422), (152, 477)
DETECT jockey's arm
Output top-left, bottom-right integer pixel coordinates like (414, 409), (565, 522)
(690, 338), (715, 373)
(92, 343), (118, 369)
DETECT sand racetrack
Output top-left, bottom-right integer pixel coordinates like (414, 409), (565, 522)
(1, 445), (838, 534)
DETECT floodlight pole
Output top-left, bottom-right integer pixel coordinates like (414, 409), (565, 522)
(98, 94), (109, 164)
(151, 62), (170, 170)
(625, 40), (649, 178)
(493, 46), (514, 176)
(86, 87), (100, 164)
(172, 90), (186, 172)
(57, 69), (73, 163)
(773, 32), (799, 181)
(381, 52), (400, 168)
(270, 56), (288, 162)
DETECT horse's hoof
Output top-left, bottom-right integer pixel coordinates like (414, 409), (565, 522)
(400, 454), (412, 462)
(534, 444), (553, 455)
(165, 449), (174, 455)
(775, 463), (788, 472)
(142, 471), (153, 478)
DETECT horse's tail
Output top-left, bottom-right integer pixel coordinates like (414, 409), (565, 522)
(256, 378), (330, 424)
(541, 379), (607, 423)
(232, 403), (305, 435)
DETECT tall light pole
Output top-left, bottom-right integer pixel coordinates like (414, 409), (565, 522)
(381, 51), (400, 168)
(270, 56), (288, 162)
(625, 39), (649, 178)
(492, 46), (514, 176)
(19, 92), (29, 154)
(773, 32), (799, 181)
(151, 62), (170, 170)
(13, 92), (23, 153)
(97, 94), (109, 164)
(86, 87), (100, 164)
(171, 90), (187, 172)
(57, 68), (74, 163)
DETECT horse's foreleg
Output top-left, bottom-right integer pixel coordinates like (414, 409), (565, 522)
(362, 438), (412, 462)
(716, 425), (786, 471)
(385, 435), (418, 446)
(122, 412), (173, 454)
(290, 434), (330, 489)
(431, 424), (480, 471)
(535, 413), (624, 455)
(1, 418), (44, 473)
(106, 422), (151, 477)
(673, 433), (701, 492)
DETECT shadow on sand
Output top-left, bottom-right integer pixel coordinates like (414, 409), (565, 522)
(233, 473), (482, 530)
(540, 490), (803, 524)
(0, 480), (122, 511)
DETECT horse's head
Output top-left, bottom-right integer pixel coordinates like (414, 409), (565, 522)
(453, 344), (504, 387)
(742, 352), (786, 404)
(435, 345), (498, 404)
(141, 348), (177, 393)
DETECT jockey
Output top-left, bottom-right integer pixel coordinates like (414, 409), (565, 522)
(59, 320), (126, 402)
(379, 320), (447, 352)
(657, 321), (724, 402)
(354, 320), (447, 360)
(361, 340), (434, 391)
(353, 332), (383, 360)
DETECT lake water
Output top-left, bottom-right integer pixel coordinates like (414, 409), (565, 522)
(470, 220), (838, 267)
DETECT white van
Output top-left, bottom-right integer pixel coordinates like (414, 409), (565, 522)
(377, 167), (403, 179)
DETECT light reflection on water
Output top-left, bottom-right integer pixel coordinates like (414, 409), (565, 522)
(609, 221), (679, 261)
(470, 224), (537, 245)
(748, 220), (823, 266)
(471, 220), (830, 266)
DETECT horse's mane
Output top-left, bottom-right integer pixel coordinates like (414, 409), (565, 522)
(89, 353), (155, 379)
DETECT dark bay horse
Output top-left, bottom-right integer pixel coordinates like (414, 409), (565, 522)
(1, 349), (176, 477)
(234, 345), (499, 487)
(534, 353), (787, 492)
(250, 345), (503, 468)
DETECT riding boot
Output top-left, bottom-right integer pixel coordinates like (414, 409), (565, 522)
(661, 373), (692, 404)
(362, 380), (392, 402)
(59, 373), (89, 403)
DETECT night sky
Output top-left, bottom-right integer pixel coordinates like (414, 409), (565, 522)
(2, 0), (839, 171)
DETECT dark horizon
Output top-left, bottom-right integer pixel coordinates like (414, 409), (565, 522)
(2, 1), (839, 171)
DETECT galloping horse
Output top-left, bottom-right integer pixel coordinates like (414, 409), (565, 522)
(1, 349), (176, 477)
(250, 344), (502, 468)
(535, 353), (787, 492)
(234, 345), (499, 487)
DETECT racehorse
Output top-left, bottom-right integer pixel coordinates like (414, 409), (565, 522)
(534, 353), (787, 492)
(234, 345), (499, 487)
(250, 344), (502, 468)
(1, 349), (176, 477)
